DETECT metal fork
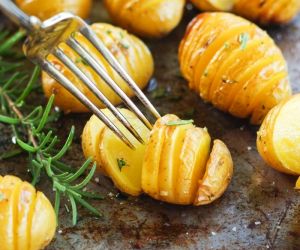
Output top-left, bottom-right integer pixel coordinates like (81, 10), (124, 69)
(0, 0), (161, 148)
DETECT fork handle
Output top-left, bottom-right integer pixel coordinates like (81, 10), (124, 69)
(0, 0), (41, 32)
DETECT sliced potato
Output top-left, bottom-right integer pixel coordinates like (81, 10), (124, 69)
(179, 12), (291, 125)
(82, 110), (234, 205)
(194, 140), (233, 205)
(43, 23), (154, 113)
(0, 175), (56, 250)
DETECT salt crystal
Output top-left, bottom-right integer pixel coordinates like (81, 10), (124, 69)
(54, 106), (60, 112)
(247, 146), (252, 151)
(232, 227), (237, 232)
(255, 221), (261, 225)
(11, 136), (16, 144)
(108, 192), (114, 197)
(211, 231), (216, 236)
(58, 229), (63, 234)
(94, 177), (100, 183)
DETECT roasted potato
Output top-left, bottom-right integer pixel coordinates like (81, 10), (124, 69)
(257, 94), (300, 179)
(15, 0), (92, 20)
(42, 23), (154, 113)
(82, 109), (233, 205)
(104, 0), (185, 38)
(234, 0), (300, 25)
(190, 0), (234, 11)
(0, 175), (56, 250)
(190, 0), (300, 25)
(179, 12), (291, 125)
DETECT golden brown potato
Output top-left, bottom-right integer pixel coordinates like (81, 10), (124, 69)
(82, 109), (233, 205)
(190, 0), (300, 25)
(190, 0), (234, 11)
(104, 0), (185, 38)
(15, 0), (92, 20)
(234, 0), (300, 25)
(43, 23), (154, 113)
(257, 94), (300, 177)
(0, 175), (56, 250)
(179, 12), (291, 125)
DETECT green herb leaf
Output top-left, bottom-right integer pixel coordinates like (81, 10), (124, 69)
(239, 33), (249, 50)
(0, 193), (5, 201)
(165, 119), (194, 126)
(117, 158), (127, 171)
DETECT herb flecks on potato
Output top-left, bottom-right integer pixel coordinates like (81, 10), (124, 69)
(15, 0), (92, 20)
(104, 0), (185, 38)
(82, 109), (233, 205)
(42, 23), (154, 113)
(0, 175), (56, 250)
(179, 12), (291, 125)
(257, 94), (300, 183)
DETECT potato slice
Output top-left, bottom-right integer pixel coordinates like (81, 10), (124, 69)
(272, 95), (300, 175)
(175, 127), (211, 205)
(30, 192), (56, 250)
(82, 109), (136, 174)
(16, 182), (36, 250)
(194, 140), (233, 205)
(100, 110), (150, 196)
(142, 115), (178, 199)
(158, 123), (194, 203)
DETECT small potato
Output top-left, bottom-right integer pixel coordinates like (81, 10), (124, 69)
(190, 0), (300, 25)
(15, 0), (92, 20)
(179, 12), (291, 125)
(104, 0), (185, 38)
(190, 0), (234, 11)
(234, 0), (300, 25)
(42, 23), (154, 113)
(0, 175), (56, 250)
(82, 110), (233, 205)
(257, 94), (300, 176)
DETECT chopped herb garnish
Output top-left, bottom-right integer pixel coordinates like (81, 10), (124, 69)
(224, 42), (230, 49)
(150, 86), (167, 99)
(120, 42), (129, 49)
(75, 57), (89, 66)
(239, 33), (249, 50)
(106, 30), (112, 35)
(204, 69), (209, 77)
(117, 158), (127, 171)
(165, 119), (194, 126)
(119, 31), (124, 39)
(0, 193), (4, 201)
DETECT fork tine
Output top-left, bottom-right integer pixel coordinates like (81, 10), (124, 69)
(41, 59), (136, 149)
(53, 47), (145, 144)
(79, 25), (161, 120)
(67, 37), (153, 130)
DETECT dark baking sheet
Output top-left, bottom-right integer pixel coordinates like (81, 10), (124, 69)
(1, 1), (300, 249)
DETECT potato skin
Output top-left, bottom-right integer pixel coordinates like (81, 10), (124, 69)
(234, 0), (300, 25)
(104, 0), (185, 38)
(15, 0), (92, 20)
(194, 140), (233, 205)
(0, 175), (56, 250)
(83, 110), (234, 205)
(191, 0), (300, 25)
(42, 23), (154, 113)
(179, 12), (291, 125)
(257, 94), (300, 176)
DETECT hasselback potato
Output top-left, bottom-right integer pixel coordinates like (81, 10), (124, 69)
(179, 12), (291, 124)
(190, 0), (300, 25)
(43, 23), (154, 113)
(82, 109), (233, 205)
(15, 0), (92, 20)
(257, 94), (300, 177)
(0, 175), (56, 250)
(104, 0), (185, 38)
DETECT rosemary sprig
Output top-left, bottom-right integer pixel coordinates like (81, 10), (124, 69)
(0, 30), (103, 225)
